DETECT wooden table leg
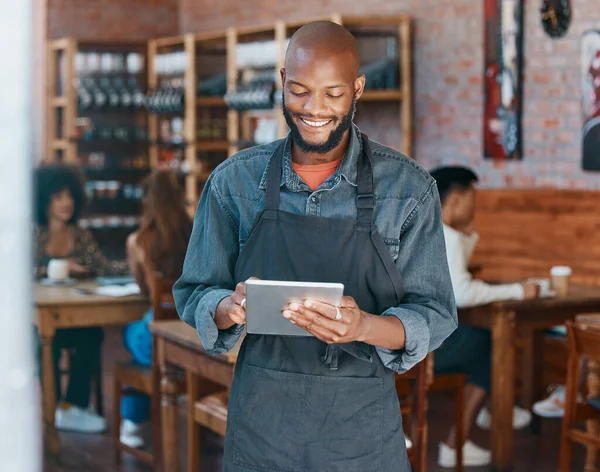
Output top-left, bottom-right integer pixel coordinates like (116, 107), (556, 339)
(491, 310), (516, 472)
(584, 360), (599, 472)
(39, 312), (59, 455)
(187, 371), (199, 472)
(521, 329), (544, 434)
(160, 344), (180, 472)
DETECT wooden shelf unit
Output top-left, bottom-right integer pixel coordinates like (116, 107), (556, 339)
(46, 38), (149, 164)
(45, 37), (150, 259)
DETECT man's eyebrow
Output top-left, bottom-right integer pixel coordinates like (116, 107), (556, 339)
(287, 80), (346, 89)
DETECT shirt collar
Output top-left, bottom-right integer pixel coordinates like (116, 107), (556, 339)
(259, 124), (362, 191)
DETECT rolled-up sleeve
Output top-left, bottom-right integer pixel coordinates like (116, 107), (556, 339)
(173, 174), (244, 355)
(376, 181), (458, 373)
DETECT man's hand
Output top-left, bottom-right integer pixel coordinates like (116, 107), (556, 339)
(520, 282), (540, 300)
(282, 296), (369, 344)
(215, 278), (258, 329)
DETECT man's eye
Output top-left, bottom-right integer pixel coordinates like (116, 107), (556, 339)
(328, 94), (343, 99)
(290, 90), (307, 97)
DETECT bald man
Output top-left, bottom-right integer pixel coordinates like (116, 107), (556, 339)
(175, 21), (457, 471)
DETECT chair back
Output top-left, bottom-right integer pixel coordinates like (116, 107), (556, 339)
(567, 318), (600, 364)
(558, 317), (600, 471)
(151, 272), (179, 321)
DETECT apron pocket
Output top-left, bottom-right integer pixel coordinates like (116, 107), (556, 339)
(232, 364), (383, 472)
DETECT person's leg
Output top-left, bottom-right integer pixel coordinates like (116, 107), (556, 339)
(63, 327), (104, 408)
(51, 327), (106, 434)
(435, 325), (492, 448)
(445, 384), (487, 449)
(120, 311), (153, 447)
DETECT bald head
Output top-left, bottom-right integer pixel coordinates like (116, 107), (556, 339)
(285, 21), (360, 76)
(280, 21), (366, 158)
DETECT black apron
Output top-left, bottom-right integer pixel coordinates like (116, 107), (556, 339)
(223, 134), (411, 472)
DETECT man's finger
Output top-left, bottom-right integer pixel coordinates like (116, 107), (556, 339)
(302, 300), (349, 323)
(284, 310), (339, 342)
(292, 304), (342, 331)
(340, 296), (358, 308)
(284, 307), (344, 337)
(230, 306), (246, 323)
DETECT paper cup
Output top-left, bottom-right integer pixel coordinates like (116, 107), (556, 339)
(550, 266), (572, 297)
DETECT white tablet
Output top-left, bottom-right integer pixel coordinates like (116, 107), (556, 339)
(245, 280), (344, 336)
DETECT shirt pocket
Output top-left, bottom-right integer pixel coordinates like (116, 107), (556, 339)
(383, 237), (400, 261)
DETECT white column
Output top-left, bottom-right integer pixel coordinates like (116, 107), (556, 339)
(0, 0), (41, 471)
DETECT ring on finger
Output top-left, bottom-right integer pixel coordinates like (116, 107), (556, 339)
(335, 306), (342, 321)
(240, 298), (246, 309)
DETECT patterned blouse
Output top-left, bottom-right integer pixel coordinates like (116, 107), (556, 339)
(34, 224), (128, 277)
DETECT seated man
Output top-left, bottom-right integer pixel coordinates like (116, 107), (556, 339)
(429, 166), (538, 468)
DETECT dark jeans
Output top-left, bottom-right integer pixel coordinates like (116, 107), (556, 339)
(35, 327), (104, 408)
(434, 325), (491, 392)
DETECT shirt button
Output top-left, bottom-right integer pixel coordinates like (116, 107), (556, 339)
(311, 196), (317, 203)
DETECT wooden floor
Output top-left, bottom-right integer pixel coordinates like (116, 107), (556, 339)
(44, 326), (589, 472)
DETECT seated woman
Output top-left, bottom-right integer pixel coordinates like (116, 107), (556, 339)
(34, 164), (128, 433)
(119, 169), (193, 448)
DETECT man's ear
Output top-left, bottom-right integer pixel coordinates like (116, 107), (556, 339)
(353, 74), (366, 100)
(444, 191), (459, 212)
(280, 68), (286, 88)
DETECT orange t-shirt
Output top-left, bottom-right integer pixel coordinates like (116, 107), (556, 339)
(292, 158), (343, 191)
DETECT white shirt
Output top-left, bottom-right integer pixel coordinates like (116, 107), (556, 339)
(443, 224), (524, 308)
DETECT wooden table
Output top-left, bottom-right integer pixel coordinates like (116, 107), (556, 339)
(150, 320), (240, 472)
(34, 280), (148, 454)
(459, 284), (600, 471)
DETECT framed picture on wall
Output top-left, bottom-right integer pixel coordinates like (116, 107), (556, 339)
(483, 0), (524, 160)
(581, 30), (600, 171)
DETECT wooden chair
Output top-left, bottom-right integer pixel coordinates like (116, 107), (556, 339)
(113, 273), (184, 468)
(558, 318), (600, 472)
(396, 353), (465, 472)
(395, 354), (434, 472)
(430, 372), (465, 472)
(187, 373), (229, 472)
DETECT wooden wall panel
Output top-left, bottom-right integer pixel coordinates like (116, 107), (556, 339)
(471, 189), (600, 287)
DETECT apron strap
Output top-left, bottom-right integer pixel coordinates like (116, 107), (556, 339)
(266, 134), (375, 223)
(357, 133), (375, 223)
(264, 140), (287, 211)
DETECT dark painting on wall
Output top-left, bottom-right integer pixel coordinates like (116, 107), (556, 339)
(582, 30), (600, 171)
(483, 0), (524, 160)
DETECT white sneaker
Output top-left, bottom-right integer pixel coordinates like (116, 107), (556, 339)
(533, 386), (566, 418)
(55, 404), (106, 433)
(120, 419), (145, 449)
(476, 405), (532, 430)
(438, 440), (491, 468)
(532, 386), (584, 418)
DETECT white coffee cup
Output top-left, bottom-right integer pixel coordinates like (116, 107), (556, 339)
(550, 266), (572, 297)
(47, 259), (69, 282)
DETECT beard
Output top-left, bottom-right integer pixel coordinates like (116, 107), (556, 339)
(282, 94), (356, 154)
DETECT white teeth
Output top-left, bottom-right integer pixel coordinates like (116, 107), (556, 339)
(301, 118), (330, 128)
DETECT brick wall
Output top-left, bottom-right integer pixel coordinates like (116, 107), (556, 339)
(47, 0), (179, 39)
(180, 0), (600, 189)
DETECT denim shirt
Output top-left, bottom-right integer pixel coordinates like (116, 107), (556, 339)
(174, 124), (457, 374)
